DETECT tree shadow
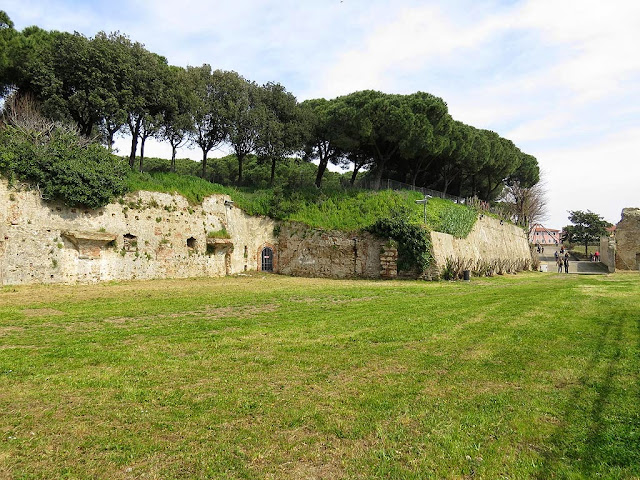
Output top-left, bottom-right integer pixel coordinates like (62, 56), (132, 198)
(534, 313), (639, 478)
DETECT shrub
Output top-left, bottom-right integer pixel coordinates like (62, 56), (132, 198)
(366, 216), (431, 272)
(0, 125), (128, 208)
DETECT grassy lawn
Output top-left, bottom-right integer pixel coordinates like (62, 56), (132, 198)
(1, 273), (639, 479)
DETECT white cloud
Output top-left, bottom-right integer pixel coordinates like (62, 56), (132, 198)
(533, 126), (640, 227)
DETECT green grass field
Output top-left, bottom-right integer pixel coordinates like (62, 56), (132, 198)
(1, 273), (639, 479)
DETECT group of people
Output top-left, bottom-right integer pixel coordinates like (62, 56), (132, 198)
(554, 249), (570, 273)
(591, 251), (600, 262)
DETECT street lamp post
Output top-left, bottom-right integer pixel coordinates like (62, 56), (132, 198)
(415, 194), (432, 224)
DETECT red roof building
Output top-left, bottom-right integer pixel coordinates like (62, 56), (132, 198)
(529, 223), (561, 245)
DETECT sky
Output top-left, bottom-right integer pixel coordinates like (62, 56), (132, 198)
(4, 0), (639, 228)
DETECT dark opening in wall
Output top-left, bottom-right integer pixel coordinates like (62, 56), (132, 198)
(187, 237), (197, 251)
(123, 233), (137, 251)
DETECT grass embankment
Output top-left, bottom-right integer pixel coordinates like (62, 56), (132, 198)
(1, 273), (639, 478)
(127, 171), (477, 236)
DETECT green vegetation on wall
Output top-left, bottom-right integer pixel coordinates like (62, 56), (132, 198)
(366, 216), (431, 272)
(125, 168), (478, 272)
(426, 197), (478, 238)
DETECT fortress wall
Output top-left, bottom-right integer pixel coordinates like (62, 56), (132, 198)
(276, 223), (387, 279)
(429, 215), (532, 275)
(599, 235), (616, 272)
(1, 178), (533, 285)
(0, 178), (276, 285)
(613, 208), (640, 271)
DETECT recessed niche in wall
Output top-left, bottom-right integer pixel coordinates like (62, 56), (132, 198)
(187, 237), (197, 251)
(123, 233), (138, 251)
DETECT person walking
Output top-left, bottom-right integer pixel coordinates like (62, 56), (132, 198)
(564, 254), (569, 274)
(557, 256), (563, 273)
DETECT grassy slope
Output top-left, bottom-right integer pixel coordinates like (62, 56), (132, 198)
(126, 171), (477, 236)
(1, 273), (638, 479)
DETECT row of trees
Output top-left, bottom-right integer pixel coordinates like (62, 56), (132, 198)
(302, 91), (539, 198)
(0, 11), (539, 201)
(0, 17), (301, 185)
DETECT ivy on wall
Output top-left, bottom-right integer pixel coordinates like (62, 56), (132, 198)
(366, 217), (431, 272)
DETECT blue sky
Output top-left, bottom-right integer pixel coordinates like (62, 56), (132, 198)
(4, 0), (640, 228)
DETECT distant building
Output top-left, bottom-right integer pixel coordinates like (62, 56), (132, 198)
(529, 223), (561, 245)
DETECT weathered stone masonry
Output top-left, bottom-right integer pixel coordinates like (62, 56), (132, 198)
(0, 178), (533, 285)
(600, 207), (640, 272)
(276, 223), (389, 279)
(0, 178), (277, 285)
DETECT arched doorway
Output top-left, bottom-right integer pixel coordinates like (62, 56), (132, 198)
(261, 246), (274, 272)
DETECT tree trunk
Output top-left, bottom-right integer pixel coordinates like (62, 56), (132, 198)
(139, 136), (147, 173)
(128, 117), (141, 170)
(237, 153), (245, 185)
(107, 134), (114, 152)
(201, 150), (208, 179)
(107, 125), (119, 152)
(171, 146), (177, 172)
(442, 167), (449, 195)
(270, 157), (276, 186)
(129, 134), (138, 170)
(315, 155), (329, 188)
(373, 166), (384, 190)
(350, 165), (361, 185)
(443, 170), (456, 196)
(411, 168), (419, 187)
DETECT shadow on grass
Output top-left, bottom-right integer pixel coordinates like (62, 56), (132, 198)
(535, 313), (640, 478)
(575, 262), (608, 274)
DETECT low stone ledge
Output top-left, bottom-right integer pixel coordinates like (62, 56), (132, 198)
(62, 230), (117, 246)
(206, 237), (234, 251)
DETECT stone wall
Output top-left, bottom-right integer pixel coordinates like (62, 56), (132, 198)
(429, 215), (531, 277)
(0, 178), (276, 285)
(599, 235), (616, 273)
(276, 223), (391, 279)
(0, 178), (534, 285)
(613, 208), (640, 271)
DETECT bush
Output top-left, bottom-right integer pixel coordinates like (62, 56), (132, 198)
(0, 125), (128, 208)
(366, 216), (431, 272)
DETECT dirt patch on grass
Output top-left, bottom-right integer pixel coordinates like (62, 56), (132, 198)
(21, 308), (64, 317)
(289, 296), (377, 305)
(460, 346), (493, 360)
(105, 303), (279, 326)
(0, 326), (25, 335)
(251, 426), (353, 480)
(203, 303), (279, 317)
